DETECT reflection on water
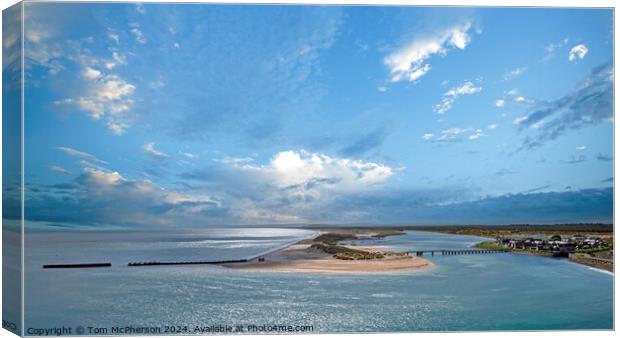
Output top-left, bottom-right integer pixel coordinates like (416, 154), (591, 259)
(24, 228), (613, 332)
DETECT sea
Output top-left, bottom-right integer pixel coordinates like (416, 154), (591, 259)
(15, 224), (614, 334)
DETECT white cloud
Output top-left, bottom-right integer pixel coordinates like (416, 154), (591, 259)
(37, 167), (222, 226)
(81, 66), (102, 79)
(220, 150), (394, 202)
(218, 156), (254, 165)
(149, 77), (166, 90)
(445, 81), (481, 96)
(514, 96), (535, 105)
(50, 165), (71, 175)
(135, 3), (146, 13)
(504, 88), (519, 96)
(23, 25), (64, 75)
(176, 150), (398, 223)
(407, 64), (432, 82)
(384, 20), (474, 83)
(495, 99), (505, 108)
(487, 124), (498, 130)
(104, 52), (127, 70)
(434, 81), (482, 114)
(569, 44), (588, 61)
(57, 146), (107, 164)
(55, 73), (135, 134)
(77, 159), (107, 172)
(503, 67), (526, 80)
(424, 126), (486, 142)
(269, 150), (392, 189)
(130, 25), (147, 44)
(376, 86), (388, 92)
(513, 116), (529, 125)
(164, 193), (220, 213)
(97, 75), (135, 100)
(82, 168), (125, 186)
(142, 143), (169, 159)
(108, 32), (120, 44)
(436, 127), (469, 141)
(25, 27), (51, 44)
(469, 129), (484, 140)
(107, 121), (130, 136)
(180, 152), (196, 159)
(576, 145), (587, 150)
(543, 38), (569, 61)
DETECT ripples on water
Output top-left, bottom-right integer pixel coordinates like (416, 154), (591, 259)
(24, 227), (613, 332)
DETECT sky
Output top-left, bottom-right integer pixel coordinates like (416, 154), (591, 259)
(6, 3), (614, 227)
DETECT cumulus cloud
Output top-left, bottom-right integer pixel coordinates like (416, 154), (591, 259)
(384, 20), (475, 83)
(20, 155), (614, 226)
(434, 81), (482, 114)
(82, 66), (101, 79)
(495, 99), (505, 108)
(23, 167), (221, 226)
(181, 150), (395, 224)
(569, 44), (588, 61)
(142, 143), (169, 159)
(516, 62), (613, 150)
(251, 150), (393, 191)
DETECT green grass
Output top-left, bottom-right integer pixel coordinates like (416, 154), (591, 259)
(575, 246), (613, 254)
(310, 243), (385, 260)
(472, 241), (512, 252)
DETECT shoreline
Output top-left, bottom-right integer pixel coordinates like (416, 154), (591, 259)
(222, 236), (433, 274)
(472, 240), (614, 273)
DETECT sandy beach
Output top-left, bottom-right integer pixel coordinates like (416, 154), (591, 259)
(223, 243), (433, 274)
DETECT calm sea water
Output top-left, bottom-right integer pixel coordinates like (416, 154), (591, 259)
(23, 227), (613, 333)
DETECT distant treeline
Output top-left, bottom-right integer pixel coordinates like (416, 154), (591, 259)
(305, 223), (613, 233)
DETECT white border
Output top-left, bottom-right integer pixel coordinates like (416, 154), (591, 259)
(0, 1), (616, 338)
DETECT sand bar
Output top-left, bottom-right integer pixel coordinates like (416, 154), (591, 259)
(223, 243), (433, 274)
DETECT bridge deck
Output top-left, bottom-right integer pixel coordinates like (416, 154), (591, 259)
(406, 249), (507, 256)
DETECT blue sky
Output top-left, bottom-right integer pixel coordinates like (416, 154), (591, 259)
(11, 3), (613, 226)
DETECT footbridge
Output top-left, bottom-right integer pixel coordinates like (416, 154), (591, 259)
(406, 249), (507, 257)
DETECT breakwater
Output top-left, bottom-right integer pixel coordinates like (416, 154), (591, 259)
(43, 263), (112, 269)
